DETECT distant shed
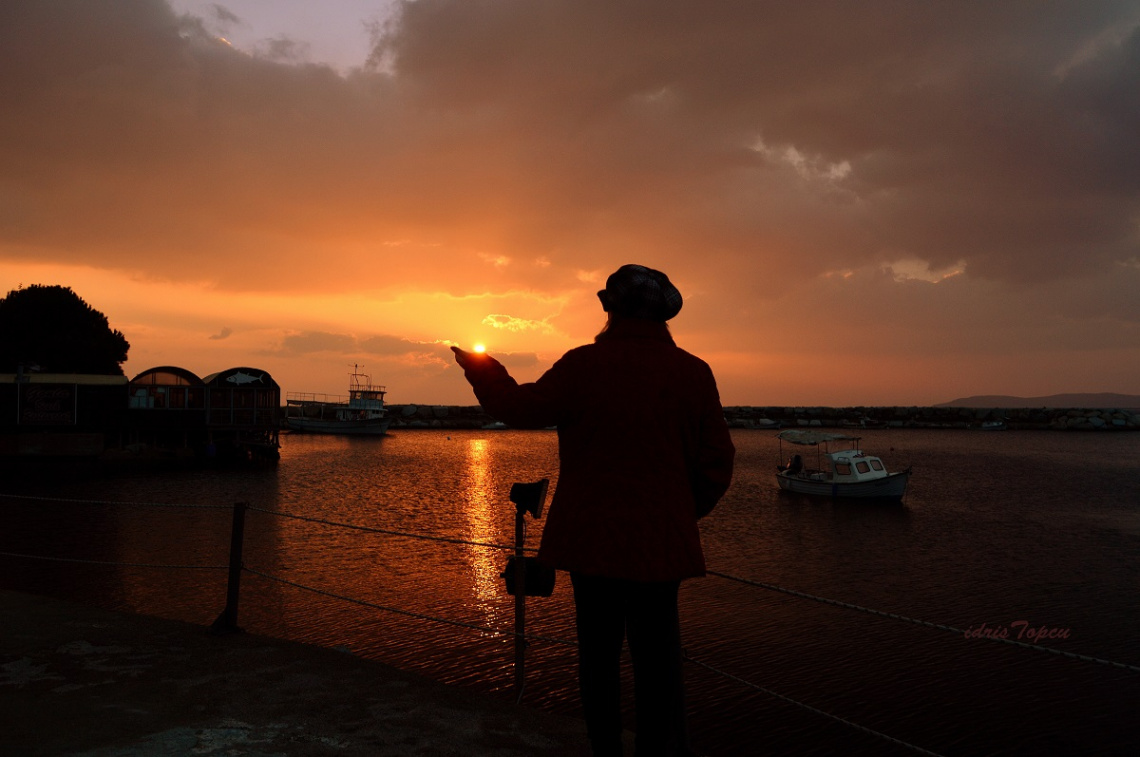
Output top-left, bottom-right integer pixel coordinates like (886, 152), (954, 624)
(0, 372), (128, 457)
(0, 366), (279, 462)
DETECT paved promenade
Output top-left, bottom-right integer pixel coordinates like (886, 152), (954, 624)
(0, 590), (604, 756)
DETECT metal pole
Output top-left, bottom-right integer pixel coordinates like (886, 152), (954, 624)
(211, 501), (247, 634)
(513, 506), (527, 703)
(506, 478), (548, 704)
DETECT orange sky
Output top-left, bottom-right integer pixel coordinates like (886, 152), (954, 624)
(3, 1), (1139, 406)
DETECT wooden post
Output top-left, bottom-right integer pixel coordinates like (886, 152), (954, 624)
(211, 501), (247, 634)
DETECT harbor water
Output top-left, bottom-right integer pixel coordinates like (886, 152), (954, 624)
(3, 429), (1139, 756)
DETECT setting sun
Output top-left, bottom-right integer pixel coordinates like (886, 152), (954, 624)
(472, 344), (486, 353)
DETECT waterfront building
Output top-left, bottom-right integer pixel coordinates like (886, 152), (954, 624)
(1, 366), (280, 462)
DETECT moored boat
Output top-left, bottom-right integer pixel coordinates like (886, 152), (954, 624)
(285, 367), (391, 436)
(775, 429), (910, 500)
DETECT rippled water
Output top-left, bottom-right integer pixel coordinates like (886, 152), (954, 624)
(4, 429), (1140, 756)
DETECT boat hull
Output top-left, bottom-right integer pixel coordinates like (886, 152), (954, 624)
(776, 470), (910, 499)
(285, 418), (391, 436)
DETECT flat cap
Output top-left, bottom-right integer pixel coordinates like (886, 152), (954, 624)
(598, 264), (683, 322)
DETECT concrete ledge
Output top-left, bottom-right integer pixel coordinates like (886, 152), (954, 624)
(0, 590), (595, 756)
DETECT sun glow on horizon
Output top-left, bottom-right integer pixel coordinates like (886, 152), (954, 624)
(472, 343), (486, 353)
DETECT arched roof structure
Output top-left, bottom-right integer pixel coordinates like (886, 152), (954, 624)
(129, 366), (203, 386)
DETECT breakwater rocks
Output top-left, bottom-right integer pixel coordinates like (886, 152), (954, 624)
(387, 404), (1140, 431)
(723, 406), (1140, 431)
(388, 404), (498, 429)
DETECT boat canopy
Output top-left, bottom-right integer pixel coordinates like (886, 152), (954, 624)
(776, 429), (860, 446)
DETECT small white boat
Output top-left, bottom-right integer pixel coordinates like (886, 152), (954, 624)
(285, 367), (391, 436)
(775, 430), (910, 500)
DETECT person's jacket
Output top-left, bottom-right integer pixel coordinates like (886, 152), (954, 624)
(459, 318), (735, 581)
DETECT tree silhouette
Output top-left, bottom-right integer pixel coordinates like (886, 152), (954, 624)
(0, 285), (130, 375)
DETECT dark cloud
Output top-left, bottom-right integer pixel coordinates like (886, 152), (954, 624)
(376, 0), (1140, 289)
(279, 330), (455, 359)
(257, 36), (313, 64)
(358, 334), (447, 356)
(208, 4), (242, 26)
(4, 0), (1136, 296)
(278, 331), (357, 355)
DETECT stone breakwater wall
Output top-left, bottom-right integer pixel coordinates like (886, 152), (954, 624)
(723, 406), (1140, 431)
(387, 404), (1140, 430)
(388, 404), (497, 429)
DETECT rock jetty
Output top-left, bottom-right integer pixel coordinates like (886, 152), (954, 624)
(388, 404), (497, 429)
(722, 405), (1140, 430)
(385, 404), (1140, 431)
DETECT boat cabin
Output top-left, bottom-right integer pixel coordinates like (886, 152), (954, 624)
(343, 371), (387, 421)
(816, 448), (890, 483)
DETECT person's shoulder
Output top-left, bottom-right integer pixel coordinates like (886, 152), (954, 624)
(670, 345), (722, 386)
(544, 343), (597, 373)
(556, 343), (596, 362)
(671, 343), (713, 370)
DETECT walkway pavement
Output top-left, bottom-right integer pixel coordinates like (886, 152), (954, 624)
(0, 590), (605, 756)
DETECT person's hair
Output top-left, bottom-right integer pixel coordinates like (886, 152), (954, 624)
(595, 313), (614, 340)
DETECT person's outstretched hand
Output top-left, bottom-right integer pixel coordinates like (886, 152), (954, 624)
(450, 346), (483, 370)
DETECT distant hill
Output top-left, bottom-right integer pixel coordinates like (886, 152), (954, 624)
(937, 393), (1140, 409)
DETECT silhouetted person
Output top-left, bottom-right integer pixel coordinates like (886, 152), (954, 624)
(453, 264), (735, 756)
(781, 454), (803, 475)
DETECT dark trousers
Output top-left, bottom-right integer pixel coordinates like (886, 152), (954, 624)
(570, 572), (692, 757)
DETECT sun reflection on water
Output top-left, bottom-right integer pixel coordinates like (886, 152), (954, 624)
(463, 438), (508, 624)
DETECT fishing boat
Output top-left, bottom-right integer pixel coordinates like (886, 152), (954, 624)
(775, 429), (910, 500)
(285, 366), (391, 436)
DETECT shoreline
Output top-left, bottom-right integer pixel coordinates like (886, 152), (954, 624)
(3, 403), (1135, 468)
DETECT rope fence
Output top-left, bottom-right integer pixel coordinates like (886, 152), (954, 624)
(3, 489), (1137, 756)
(244, 564), (522, 639)
(246, 505), (536, 554)
(707, 569), (1140, 674)
(0, 550), (227, 571)
(683, 654), (947, 757)
(0, 492), (230, 509)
